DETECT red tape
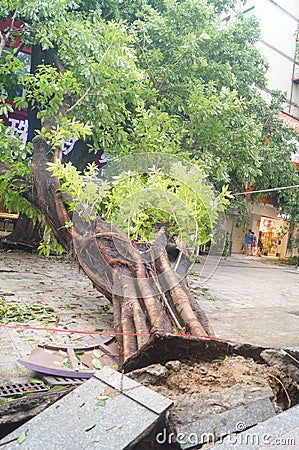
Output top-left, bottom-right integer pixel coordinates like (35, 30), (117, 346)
(0, 322), (235, 343)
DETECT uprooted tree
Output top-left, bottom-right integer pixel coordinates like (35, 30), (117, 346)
(1, 1), (298, 365)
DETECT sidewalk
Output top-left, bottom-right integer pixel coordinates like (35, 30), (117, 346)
(0, 249), (113, 382)
(191, 254), (299, 349)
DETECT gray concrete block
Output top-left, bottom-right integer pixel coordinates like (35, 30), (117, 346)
(0, 367), (173, 450)
(176, 397), (276, 449)
(94, 366), (172, 415)
(171, 385), (274, 426)
(210, 404), (299, 450)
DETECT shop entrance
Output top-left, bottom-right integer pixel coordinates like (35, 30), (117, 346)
(258, 216), (284, 257)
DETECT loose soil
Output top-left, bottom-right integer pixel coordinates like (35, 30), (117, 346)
(143, 356), (270, 398)
(128, 356), (283, 404)
(128, 349), (299, 412)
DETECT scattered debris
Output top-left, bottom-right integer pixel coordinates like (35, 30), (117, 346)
(0, 367), (173, 450)
(18, 338), (119, 378)
(0, 297), (56, 324)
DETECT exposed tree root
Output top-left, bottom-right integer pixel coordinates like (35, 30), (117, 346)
(71, 222), (214, 363)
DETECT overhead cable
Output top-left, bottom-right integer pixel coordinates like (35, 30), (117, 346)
(234, 184), (299, 196)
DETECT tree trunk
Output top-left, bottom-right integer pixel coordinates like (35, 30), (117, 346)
(2, 213), (43, 250)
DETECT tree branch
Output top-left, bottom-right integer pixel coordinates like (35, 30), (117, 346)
(67, 86), (91, 113)
(0, 161), (37, 206)
(0, 8), (19, 57)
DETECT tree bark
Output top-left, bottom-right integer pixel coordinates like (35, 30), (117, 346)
(71, 218), (215, 365)
(2, 213), (43, 249)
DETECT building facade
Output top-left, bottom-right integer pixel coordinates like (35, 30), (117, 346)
(225, 1), (299, 258)
(231, 0), (299, 119)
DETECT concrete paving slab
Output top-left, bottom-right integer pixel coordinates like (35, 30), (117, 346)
(176, 397), (276, 449)
(0, 250), (113, 381)
(209, 404), (299, 449)
(0, 367), (173, 450)
(94, 367), (172, 415)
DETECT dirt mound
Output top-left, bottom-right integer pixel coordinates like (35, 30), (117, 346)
(128, 355), (270, 398)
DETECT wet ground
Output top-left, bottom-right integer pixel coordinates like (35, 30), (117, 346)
(0, 249), (298, 382)
(190, 254), (299, 349)
(0, 249), (113, 381)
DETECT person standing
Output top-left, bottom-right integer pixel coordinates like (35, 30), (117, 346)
(293, 229), (299, 272)
(252, 234), (257, 256)
(257, 232), (263, 257)
(245, 229), (254, 256)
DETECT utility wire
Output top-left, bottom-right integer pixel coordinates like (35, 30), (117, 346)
(234, 184), (299, 196)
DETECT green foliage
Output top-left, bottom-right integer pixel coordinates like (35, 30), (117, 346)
(122, 0), (278, 200)
(46, 160), (111, 214)
(0, 295), (56, 324)
(34, 116), (92, 151)
(48, 159), (230, 248)
(248, 108), (299, 219)
(24, 66), (79, 120)
(37, 223), (65, 256)
(185, 83), (262, 183)
(114, 106), (183, 157)
(0, 100), (13, 116)
(0, 0), (298, 246)
(0, 123), (40, 219)
(30, 11), (149, 152)
(105, 165), (230, 245)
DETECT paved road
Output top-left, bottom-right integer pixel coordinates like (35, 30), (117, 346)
(192, 255), (299, 349)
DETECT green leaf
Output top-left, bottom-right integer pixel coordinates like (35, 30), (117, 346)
(211, 355), (228, 363)
(0, 397), (15, 403)
(17, 431), (26, 444)
(75, 350), (85, 355)
(96, 395), (110, 407)
(92, 359), (103, 370)
(29, 377), (43, 384)
(92, 349), (102, 358)
(97, 395), (109, 401)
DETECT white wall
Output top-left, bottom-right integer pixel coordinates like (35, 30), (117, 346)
(255, 0), (299, 117)
(228, 0), (299, 118)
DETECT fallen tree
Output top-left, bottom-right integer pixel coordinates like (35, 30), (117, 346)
(0, 0), (271, 366)
(1, 133), (216, 365)
(29, 133), (217, 365)
(1, 85), (218, 365)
